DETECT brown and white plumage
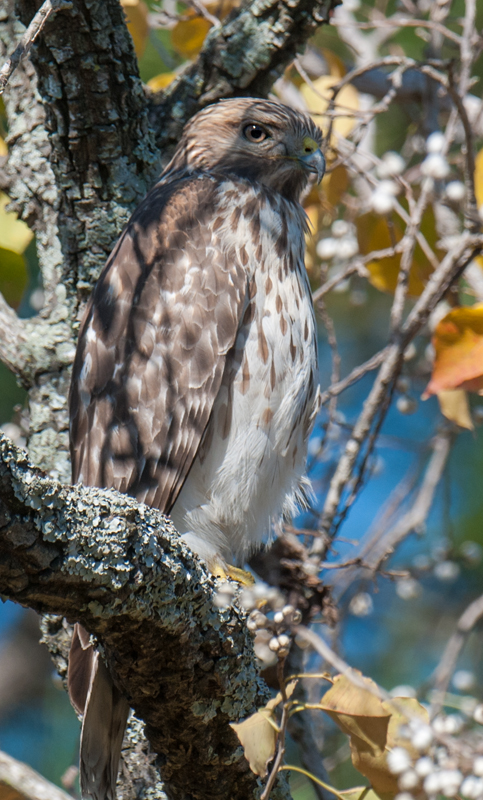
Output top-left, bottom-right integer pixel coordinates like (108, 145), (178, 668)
(68, 97), (324, 799)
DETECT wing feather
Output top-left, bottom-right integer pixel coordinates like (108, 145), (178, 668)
(70, 176), (247, 513)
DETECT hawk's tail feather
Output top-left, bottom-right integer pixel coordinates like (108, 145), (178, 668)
(68, 625), (130, 800)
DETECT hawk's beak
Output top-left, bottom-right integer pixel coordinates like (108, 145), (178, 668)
(299, 148), (325, 183)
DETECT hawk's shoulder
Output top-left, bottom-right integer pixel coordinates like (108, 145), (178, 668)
(69, 174), (249, 511)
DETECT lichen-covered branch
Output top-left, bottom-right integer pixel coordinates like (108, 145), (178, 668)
(149, 0), (340, 154)
(0, 431), (291, 800)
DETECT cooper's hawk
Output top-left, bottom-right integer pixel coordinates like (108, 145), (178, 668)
(68, 97), (324, 799)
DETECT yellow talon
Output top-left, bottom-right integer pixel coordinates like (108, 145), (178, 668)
(210, 557), (255, 586)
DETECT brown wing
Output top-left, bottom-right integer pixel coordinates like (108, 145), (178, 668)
(69, 176), (247, 513)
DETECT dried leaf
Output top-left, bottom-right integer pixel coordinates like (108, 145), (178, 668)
(230, 680), (297, 777)
(121, 0), (149, 58)
(424, 304), (483, 396)
(231, 709), (277, 776)
(318, 673), (429, 795)
(437, 389), (474, 430)
(0, 193), (33, 254)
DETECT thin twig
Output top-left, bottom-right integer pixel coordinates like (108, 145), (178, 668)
(260, 659), (289, 800)
(331, 429), (452, 598)
(430, 593), (483, 713)
(187, 0), (220, 28)
(0, 749), (73, 800)
(330, 16), (462, 46)
(313, 235), (482, 551)
(0, 0), (71, 94)
(318, 347), (390, 407)
(313, 264), (361, 301)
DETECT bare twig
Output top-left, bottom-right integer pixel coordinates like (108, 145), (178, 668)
(0, 748), (73, 800)
(313, 264), (363, 301)
(367, 429), (452, 572)
(313, 235), (483, 551)
(431, 593), (483, 712)
(330, 16), (462, 47)
(294, 625), (394, 703)
(330, 429), (453, 598)
(0, 0), (71, 94)
(260, 659), (289, 800)
(318, 347), (390, 407)
(187, 0), (220, 28)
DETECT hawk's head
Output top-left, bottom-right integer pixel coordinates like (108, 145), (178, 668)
(166, 98), (325, 201)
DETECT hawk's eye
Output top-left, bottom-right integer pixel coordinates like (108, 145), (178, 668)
(243, 124), (268, 143)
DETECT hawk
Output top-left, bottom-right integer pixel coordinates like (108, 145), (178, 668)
(68, 97), (324, 799)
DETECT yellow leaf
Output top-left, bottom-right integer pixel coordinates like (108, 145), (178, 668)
(475, 147), (483, 211)
(0, 194), (33, 254)
(0, 137), (7, 156)
(121, 0), (149, 58)
(230, 681), (297, 777)
(437, 389), (474, 430)
(356, 207), (439, 297)
(147, 72), (177, 92)
(424, 304), (483, 396)
(319, 673), (429, 795)
(300, 75), (359, 142)
(0, 247), (28, 309)
(171, 14), (211, 59)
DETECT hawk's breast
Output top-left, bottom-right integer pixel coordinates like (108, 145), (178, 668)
(171, 180), (320, 565)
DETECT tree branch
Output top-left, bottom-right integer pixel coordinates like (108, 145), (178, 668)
(0, 0), (70, 93)
(0, 431), (291, 800)
(312, 234), (483, 552)
(149, 0), (340, 154)
(0, 748), (72, 800)
(430, 593), (483, 712)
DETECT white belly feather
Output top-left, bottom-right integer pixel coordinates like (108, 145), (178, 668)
(170, 181), (320, 566)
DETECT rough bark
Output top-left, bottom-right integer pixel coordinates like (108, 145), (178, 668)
(0, 432), (289, 800)
(0, 0), (339, 796)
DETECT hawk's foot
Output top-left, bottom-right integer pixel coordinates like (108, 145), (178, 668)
(210, 558), (255, 586)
